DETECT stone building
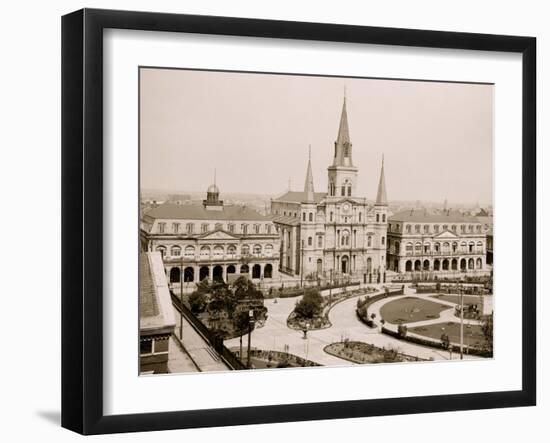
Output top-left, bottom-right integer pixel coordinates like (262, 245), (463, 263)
(386, 209), (490, 276)
(140, 182), (280, 289)
(140, 251), (176, 374)
(271, 95), (388, 283)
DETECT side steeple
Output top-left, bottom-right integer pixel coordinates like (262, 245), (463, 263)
(375, 155), (388, 206)
(304, 145), (315, 202)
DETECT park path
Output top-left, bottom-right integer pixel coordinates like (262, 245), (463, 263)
(224, 286), (480, 365)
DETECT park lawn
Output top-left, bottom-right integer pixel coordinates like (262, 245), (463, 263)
(380, 296), (449, 324)
(431, 294), (484, 309)
(409, 322), (487, 348)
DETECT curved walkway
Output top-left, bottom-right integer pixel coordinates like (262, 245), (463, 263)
(224, 286), (482, 366)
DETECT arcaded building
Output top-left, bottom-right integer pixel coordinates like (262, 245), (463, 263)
(140, 183), (280, 288)
(271, 96), (388, 283)
(386, 210), (490, 276)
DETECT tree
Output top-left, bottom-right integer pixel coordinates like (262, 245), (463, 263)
(397, 324), (408, 338)
(294, 289), (323, 320)
(233, 310), (251, 359)
(188, 290), (207, 313)
(440, 333), (450, 350)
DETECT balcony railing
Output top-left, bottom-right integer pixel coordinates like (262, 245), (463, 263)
(399, 250), (484, 257)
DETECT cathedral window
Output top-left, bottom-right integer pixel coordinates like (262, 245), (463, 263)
(303, 212), (306, 222)
(358, 212), (362, 222)
(382, 214), (386, 222)
(341, 186), (345, 196)
(330, 212), (333, 222)
(381, 236), (385, 246)
(347, 186), (351, 196)
(308, 237), (312, 246)
(367, 235), (372, 247)
(317, 236), (323, 248)
(376, 214), (380, 223)
(309, 212), (313, 222)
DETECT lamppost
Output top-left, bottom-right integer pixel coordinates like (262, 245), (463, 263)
(459, 286), (464, 360)
(247, 309), (254, 369)
(300, 239), (305, 288)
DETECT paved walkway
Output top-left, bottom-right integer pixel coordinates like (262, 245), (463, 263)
(171, 306), (230, 372)
(225, 287), (481, 365)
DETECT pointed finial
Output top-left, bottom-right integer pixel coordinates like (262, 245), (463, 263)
(213, 168), (217, 185)
(344, 85), (347, 102)
(308, 144), (311, 160)
(288, 176), (291, 191)
(382, 153), (385, 168)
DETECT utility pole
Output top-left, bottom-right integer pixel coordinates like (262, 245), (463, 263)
(460, 288), (464, 360)
(329, 269), (333, 307)
(247, 309), (254, 369)
(180, 256), (184, 339)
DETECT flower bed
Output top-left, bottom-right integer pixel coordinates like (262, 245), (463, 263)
(324, 341), (423, 364)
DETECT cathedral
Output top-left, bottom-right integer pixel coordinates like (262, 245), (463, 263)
(271, 95), (389, 283)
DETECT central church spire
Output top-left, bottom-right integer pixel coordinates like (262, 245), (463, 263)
(333, 93), (353, 167)
(327, 92), (358, 198)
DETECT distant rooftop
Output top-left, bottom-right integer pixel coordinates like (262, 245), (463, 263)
(273, 191), (327, 204)
(144, 202), (271, 222)
(390, 209), (480, 223)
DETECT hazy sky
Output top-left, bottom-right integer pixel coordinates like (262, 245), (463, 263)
(140, 68), (493, 205)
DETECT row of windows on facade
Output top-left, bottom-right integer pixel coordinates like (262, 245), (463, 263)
(298, 211), (386, 223)
(389, 223), (483, 235)
(392, 240), (485, 254)
(155, 243), (275, 258)
(156, 222), (275, 235)
(301, 234), (385, 248)
(328, 180), (352, 197)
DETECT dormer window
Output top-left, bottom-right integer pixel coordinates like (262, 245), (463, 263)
(158, 222), (166, 234)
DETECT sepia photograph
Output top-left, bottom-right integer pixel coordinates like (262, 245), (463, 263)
(138, 67), (494, 375)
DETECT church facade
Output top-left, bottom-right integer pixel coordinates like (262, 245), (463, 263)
(271, 96), (388, 283)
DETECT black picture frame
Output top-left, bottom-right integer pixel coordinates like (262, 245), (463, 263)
(61, 8), (536, 435)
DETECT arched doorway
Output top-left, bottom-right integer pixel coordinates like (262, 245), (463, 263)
(316, 259), (322, 275)
(476, 258), (483, 269)
(423, 260), (430, 271)
(414, 260), (421, 271)
(199, 266), (209, 281)
(460, 258), (467, 271)
(252, 264), (261, 279)
(405, 260), (412, 272)
(264, 263), (273, 278)
(366, 257), (372, 273)
(183, 267), (194, 282)
(442, 259), (449, 271)
(451, 259), (458, 271)
(213, 265), (223, 281)
(468, 258), (474, 270)
(227, 265), (236, 275)
(394, 259), (399, 272)
(341, 255), (349, 274)
(240, 264), (249, 274)
(434, 259), (440, 271)
(169, 267), (180, 283)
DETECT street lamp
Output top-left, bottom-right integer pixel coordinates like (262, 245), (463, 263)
(246, 309), (255, 369)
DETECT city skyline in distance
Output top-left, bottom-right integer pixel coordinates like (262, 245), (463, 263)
(140, 68), (494, 206)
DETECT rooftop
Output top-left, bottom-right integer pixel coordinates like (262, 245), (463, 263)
(272, 191), (327, 204)
(390, 209), (480, 223)
(140, 252), (176, 334)
(144, 202), (271, 222)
